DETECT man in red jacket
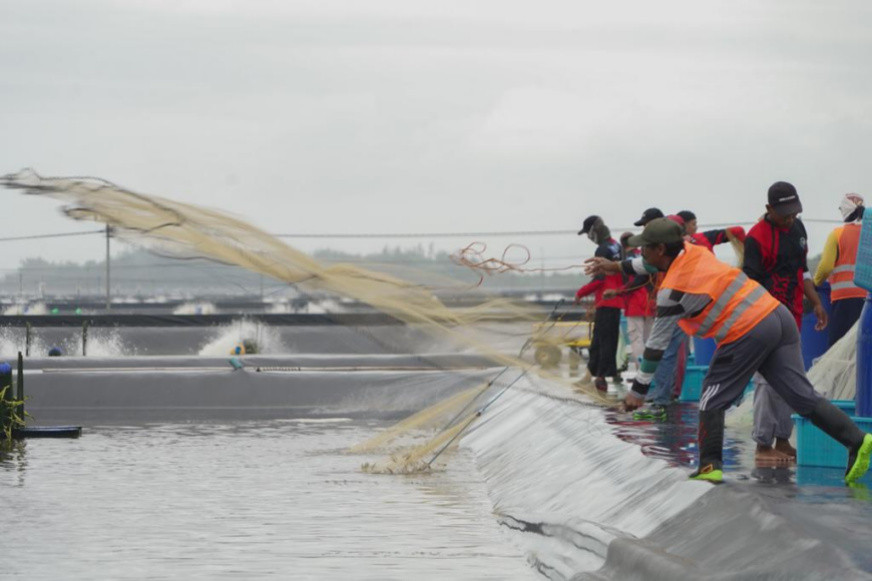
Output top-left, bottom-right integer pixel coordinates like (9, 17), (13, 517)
(613, 232), (656, 369)
(744, 182), (828, 464)
(575, 215), (625, 392)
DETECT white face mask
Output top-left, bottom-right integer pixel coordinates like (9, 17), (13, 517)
(840, 193), (865, 221)
(586, 218), (605, 243)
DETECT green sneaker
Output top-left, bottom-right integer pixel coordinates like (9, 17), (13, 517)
(633, 404), (667, 421)
(689, 463), (723, 484)
(846, 433), (872, 484)
(847, 481), (870, 501)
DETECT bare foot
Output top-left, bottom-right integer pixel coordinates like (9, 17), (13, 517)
(755, 445), (792, 466)
(774, 438), (797, 460)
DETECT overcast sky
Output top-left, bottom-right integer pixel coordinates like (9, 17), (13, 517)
(2, 0), (870, 283)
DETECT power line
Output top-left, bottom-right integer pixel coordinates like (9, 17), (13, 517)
(0, 229), (105, 242)
(274, 230), (577, 239)
(0, 218), (845, 244)
(274, 218), (843, 239)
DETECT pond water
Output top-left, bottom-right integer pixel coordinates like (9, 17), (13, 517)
(0, 420), (536, 580)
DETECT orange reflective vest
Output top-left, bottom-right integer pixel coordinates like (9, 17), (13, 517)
(829, 223), (866, 301)
(661, 243), (779, 345)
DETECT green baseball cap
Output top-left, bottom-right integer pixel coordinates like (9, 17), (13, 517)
(627, 217), (684, 247)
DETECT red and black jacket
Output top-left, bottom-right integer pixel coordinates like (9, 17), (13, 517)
(743, 217), (808, 328)
(689, 226), (746, 252)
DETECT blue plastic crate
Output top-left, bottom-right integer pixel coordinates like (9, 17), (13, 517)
(793, 401), (872, 467)
(678, 365), (753, 402)
(679, 365), (708, 402)
(691, 337), (717, 366)
(855, 207), (872, 292)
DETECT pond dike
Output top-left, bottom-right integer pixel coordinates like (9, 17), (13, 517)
(461, 377), (872, 580)
(17, 354), (498, 424)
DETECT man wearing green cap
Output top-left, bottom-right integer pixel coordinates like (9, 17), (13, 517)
(586, 217), (871, 483)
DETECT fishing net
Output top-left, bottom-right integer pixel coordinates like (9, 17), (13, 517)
(808, 322), (858, 401)
(349, 381), (491, 454)
(725, 229), (745, 267)
(1, 169), (609, 472)
(0, 169), (545, 354)
(361, 413), (478, 474)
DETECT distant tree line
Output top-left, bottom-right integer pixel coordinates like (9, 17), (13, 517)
(0, 246), (587, 299)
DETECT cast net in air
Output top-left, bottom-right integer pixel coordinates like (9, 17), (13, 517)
(0, 169), (546, 340)
(1, 169), (602, 472)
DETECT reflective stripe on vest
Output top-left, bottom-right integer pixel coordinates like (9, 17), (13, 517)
(830, 224), (865, 300)
(696, 273), (749, 336)
(714, 284), (770, 343)
(832, 281), (862, 291)
(662, 243), (779, 345)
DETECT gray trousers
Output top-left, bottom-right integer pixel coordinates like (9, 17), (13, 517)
(699, 304), (822, 415)
(625, 316), (653, 365)
(696, 303), (866, 469)
(752, 376), (794, 446)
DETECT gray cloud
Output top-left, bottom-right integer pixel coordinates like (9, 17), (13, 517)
(1, 0), (870, 271)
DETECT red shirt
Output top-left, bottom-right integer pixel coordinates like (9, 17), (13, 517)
(576, 238), (625, 308)
(624, 283), (655, 317)
(621, 249), (656, 316)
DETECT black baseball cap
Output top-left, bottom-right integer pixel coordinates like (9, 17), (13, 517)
(634, 207), (664, 227)
(767, 182), (803, 216)
(578, 215), (601, 235)
(627, 218), (684, 247)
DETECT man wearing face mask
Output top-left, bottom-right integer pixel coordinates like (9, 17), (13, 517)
(618, 211), (689, 420)
(575, 215), (625, 392)
(744, 181), (828, 464)
(585, 218), (872, 484)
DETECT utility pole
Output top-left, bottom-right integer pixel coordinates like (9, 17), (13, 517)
(105, 225), (111, 310)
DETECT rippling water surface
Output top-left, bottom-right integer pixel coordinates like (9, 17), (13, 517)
(0, 421), (535, 580)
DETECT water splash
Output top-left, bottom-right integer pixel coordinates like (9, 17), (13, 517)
(0, 326), (132, 358)
(350, 383), (489, 454)
(77, 329), (135, 357)
(198, 319), (286, 356)
(2, 302), (49, 316)
(306, 299), (344, 314)
(172, 302), (216, 315)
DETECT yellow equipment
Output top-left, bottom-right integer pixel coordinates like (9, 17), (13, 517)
(532, 320), (593, 368)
